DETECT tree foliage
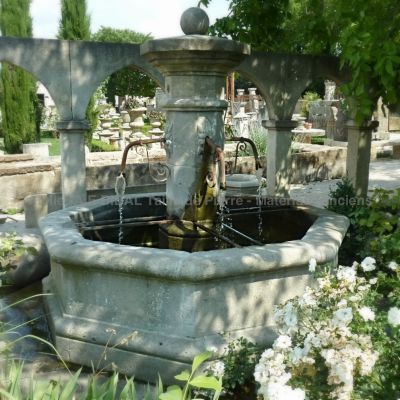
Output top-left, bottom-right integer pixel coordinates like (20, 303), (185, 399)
(92, 27), (157, 102)
(58, 0), (97, 147)
(199, 0), (400, 122)
(58, 0), (90, 40)
(0, 0), (41, 153)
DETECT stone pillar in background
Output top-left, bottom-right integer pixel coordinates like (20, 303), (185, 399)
(248, 87), (259, 112)
(324, 80), (336, 101)
(373, 97), (390, 140)
(57, 120), (89, 208)
(236, 88), (245, 102)
(346, 120), (378, 197)
(263, 120), (298, 197)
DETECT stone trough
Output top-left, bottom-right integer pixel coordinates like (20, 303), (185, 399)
(40, 192), (348, 382)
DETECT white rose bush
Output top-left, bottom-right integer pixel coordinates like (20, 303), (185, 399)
(254, 257), (400, 400)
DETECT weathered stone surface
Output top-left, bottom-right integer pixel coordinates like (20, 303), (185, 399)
(22, 143), (50, 157)
(180, 7), (209, 35)
(389, 115), (400, 131)
(40, 193), (349, 383)
(0, 164), (54, 177)
(237, 53), (348, 120)
(346, 120), (378, 197)
(0, 154), (34, 163)
(141, 29), (249, 218)
(9, 234), (50, 288)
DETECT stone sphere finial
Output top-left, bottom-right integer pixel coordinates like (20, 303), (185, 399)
(180, 7), (210, 35)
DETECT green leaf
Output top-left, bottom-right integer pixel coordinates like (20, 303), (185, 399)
(60, 368), (81, 400)
(192, 351), (213, 373)
(156, 374), (164, 397)
(189, 375), (221, 391)
(385, 60), (394, 77)
(174, 370), (190, 382)
(159, 385), (183, 400)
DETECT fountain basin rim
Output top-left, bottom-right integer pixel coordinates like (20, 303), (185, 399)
(39, 193), (349, 282)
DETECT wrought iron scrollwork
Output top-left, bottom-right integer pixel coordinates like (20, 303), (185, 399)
(230, 136), (262, 174)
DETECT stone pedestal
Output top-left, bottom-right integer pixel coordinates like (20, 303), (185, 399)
(346, 120), (378, 197)
(263, 120), (298, 197)
(248, 87), (259, 112)
(57, 120), (89, 207)
(22, 143), (50, 157)
(141, 23), (249, 219)
(129, 107), (146, 133)
(233, 106), (250, 137)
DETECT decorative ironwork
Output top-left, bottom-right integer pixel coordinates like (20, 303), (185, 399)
(229, 136), (262, 173)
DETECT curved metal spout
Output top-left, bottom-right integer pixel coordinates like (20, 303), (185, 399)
(230, 136), (262, 171)
(205, 136), (226, 190)
(120, 138), (166, 174)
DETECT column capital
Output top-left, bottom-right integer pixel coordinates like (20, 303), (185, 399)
(262, 119), (298, 131)
(57, 120), (90, 132)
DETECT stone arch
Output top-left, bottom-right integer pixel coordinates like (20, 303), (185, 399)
(68, 40), (165, 120)
(0, 37), (165, 121)
(0, 37), (72, 120)
(236, 52), (346, 121)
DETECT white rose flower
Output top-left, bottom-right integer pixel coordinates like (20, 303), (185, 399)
(210, 360), (225, 378)
(332, 307), (353, 326)
(369, 278), (378, 285)
(351, 261), (359, 270)
(337, 266), (357, 283)
(388, 307), (400, 326)
(273, 335), (292, 350)
(261, 348), (275, 359)
(388, 261), (399, 271)
(358, 306), (375, 321)
(308, 258), (317, 273)
(337, 299), (348, 308)
(361, 257), (376, 272)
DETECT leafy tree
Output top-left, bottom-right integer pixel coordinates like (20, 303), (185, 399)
(58, 0), (97, 148)
(92, 27), (157, 102)
(199, 0), (400, 122)
(0, 0), (41, 153)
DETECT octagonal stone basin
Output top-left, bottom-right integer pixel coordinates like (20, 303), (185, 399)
(40, 193), (349, 382)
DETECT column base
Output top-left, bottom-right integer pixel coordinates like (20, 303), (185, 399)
(159, 220), (214, 252)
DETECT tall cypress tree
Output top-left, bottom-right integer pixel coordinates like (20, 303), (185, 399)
(0, 0), (41, 153)
(58, 0), (97, 149)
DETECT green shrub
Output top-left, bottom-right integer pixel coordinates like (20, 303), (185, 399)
(91, 139), (118, 152)
(328, 180), (400, 266)
(0, 233), (36, 285)
(220, 337), (260, 398)
(301, 91), (321, 120)
(249, 127), (267, 157)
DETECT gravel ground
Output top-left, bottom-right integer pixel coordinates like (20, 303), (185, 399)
(290, 158), (400, 208)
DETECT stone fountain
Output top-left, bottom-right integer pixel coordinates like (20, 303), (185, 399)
(40, 7), (349, 382)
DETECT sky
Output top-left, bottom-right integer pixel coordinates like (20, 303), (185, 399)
(31, 0), (230, 39)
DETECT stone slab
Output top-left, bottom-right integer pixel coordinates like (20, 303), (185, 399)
(0, 154), (34, 163)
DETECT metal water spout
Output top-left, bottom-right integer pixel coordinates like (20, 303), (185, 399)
(205, 136), (226, 191)
(119, 138), (166, 175)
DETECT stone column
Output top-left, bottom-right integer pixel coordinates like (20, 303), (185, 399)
(248, 87), (258, 112)
(346, 120), (378, 197)
(263, 120), (297, 197)
(57, 120), (89, 208)
(141, 9), (249, 219)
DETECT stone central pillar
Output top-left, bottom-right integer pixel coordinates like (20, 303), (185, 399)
(141, 8), (249, 221)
